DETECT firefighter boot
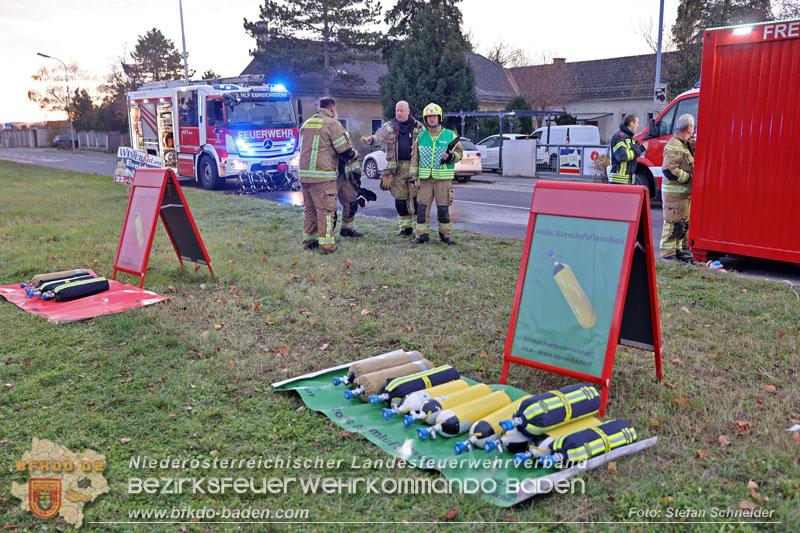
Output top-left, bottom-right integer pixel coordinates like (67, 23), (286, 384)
(677, 249), (694, 263)
(303, 240), (319, 250)
(439, 232), (456, 245)
(413, 202), (430, 243)
(413, 234), (430, 244)
(340, 228), (363, 238)
(395, 228), (413, 236)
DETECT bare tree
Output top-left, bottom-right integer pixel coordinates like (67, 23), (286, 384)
(635, 16), (675, 54)
(485, 39), (530, 67)
(27, 62), (92, 117)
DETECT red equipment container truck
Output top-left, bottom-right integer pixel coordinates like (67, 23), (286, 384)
(688, 18), (800, 264)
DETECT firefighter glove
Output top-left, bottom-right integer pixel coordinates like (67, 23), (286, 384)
(380, 175), (392, 191)
(440, 152), (455, 164)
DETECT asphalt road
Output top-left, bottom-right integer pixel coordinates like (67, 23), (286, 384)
(2, 147), (798, 285)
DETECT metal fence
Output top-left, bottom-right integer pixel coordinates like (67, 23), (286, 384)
(534, 144), (610, 180)
(77, 130), (125, 152)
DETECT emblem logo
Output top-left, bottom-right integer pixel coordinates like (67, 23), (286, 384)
(263, 139), (274, 150)
(29, 479), (62, 520)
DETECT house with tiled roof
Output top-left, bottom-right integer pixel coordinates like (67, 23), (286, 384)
(241, 52), (517, 140)
(509, 53), (675, 141)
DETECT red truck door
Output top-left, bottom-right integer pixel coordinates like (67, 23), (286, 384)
(176, 89), (200, 177)
(641, 94), (699, 167)
(205, 96), (226, 152)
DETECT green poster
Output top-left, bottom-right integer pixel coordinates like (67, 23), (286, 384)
(510, 214), (628, 377)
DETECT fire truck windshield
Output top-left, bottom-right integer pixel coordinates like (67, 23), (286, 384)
(225, 98), (296, 130)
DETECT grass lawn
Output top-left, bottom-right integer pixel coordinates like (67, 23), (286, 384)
(1, 160), (798, 531)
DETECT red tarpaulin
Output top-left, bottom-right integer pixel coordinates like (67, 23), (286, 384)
(1, 273), (167, 324)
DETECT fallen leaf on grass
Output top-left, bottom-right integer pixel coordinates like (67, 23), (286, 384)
(279, 347), (289, 356)
(227, 361), (235, 370)
(502, 516), (518, 522)
(680, 306), (692, 315)
(778, 331), (785, 338)
(738, 500), (757, 510)
(746, 480), (759, 489)
(253, 303), (261, 311)
(761, 385), (777, 393)
(650, 418), (660, 428)
(234, 446), (245, 453)
(119, 377), (134, 384)
(120, 438), (132, 444)
(443, 508), (458, 520)
(342, 259), (352, 268)
(607, 461), (618, 475)
(404, 325), (413, 331)
(214, 324), (223, 330)
(209, 450), (218, 456)
(340, 430), (353, 438)
(360, 309), (370, 316)
(740, 288), (748, 293)
(673, 396), (689, 408)
(265, 318), (275, 325)
(735, 420), (755, 435)
(480, 351), (488, 358)
(793, 432), (800, 445)
(319, 343), (329, 351)
(718, 435), (732, 446)
(671, 358), (682, 365)
(697, 450), (710, 458)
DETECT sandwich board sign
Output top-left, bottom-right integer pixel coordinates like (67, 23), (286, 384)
(501, 181), (662, 416)
(113, 168), (214, 288)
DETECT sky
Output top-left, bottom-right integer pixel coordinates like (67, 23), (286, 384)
(0, 0), (680, 124)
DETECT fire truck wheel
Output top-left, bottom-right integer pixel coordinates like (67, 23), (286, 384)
(199, 155), (224, 190)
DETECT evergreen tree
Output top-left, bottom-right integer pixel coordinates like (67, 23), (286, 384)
(70, 89), (96, 130)
(505, 94), (532, 133)
(244, 0), (382, 96)
(383, 0), (469, 55)
(130, 28), (185, 83)
(379, 1), (478, 121)
(670, 0), (773, 94)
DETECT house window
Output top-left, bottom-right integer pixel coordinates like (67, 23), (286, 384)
(371, 118), (383, 134)
(338, 118), (349, 130)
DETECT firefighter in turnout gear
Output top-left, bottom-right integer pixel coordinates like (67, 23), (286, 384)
(363, 101), (424, 236)
(409, 103), (463, 245)
(609, 114), (648, 185)
(660, 113), (696, 262)
(298, 97), (356, 253)
(337, 141), (363, 238)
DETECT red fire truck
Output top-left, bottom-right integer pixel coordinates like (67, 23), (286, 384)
(127, 75), (299, 190)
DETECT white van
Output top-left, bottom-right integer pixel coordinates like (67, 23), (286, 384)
(531, 125), (600, 168)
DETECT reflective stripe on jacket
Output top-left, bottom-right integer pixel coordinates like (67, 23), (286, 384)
(298, 108), (352, 182)
(661, 134), (694, 194)
(609, 125), (645, 185)
(410, 127), (462, 180)
(368, 118), (424, 172)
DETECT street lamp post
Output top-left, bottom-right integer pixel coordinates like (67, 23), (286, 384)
(37, 52), (75, 152)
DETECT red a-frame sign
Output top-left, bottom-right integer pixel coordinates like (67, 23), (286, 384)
(501, 181), (662, 416)
(113, 168), (214, 288)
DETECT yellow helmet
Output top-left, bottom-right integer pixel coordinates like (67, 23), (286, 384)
(423, 102), (443, 120)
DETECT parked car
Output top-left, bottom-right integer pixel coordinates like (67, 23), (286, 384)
(531, 125), (600, 168)
(476, 134), (529, 171)
(454, 137), (482, 183)
(361, 136), (482, 182)
(52, 134), (77, 149)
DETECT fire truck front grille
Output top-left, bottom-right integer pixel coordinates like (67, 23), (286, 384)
(237, 137), (296, 158)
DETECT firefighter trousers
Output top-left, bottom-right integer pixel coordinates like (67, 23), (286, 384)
(660, 191), (691, 258)
(416, 179), (453, 238)
(337, 175), (358, 230)
(302, 180), (338, 252)
(391, 160), (418, 231)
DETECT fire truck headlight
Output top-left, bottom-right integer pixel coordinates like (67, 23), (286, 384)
(225, 134), (239, 155)
(290, 155), (300, 168)
(230, 160), (247, 171)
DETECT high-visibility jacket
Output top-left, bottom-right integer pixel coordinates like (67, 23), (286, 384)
(298, 108), (352, 182)
(661, 134), (694, 194)
(410, 126), (462, 180)
(367, 118), (424, 174)
(609, 124), (646, 184)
